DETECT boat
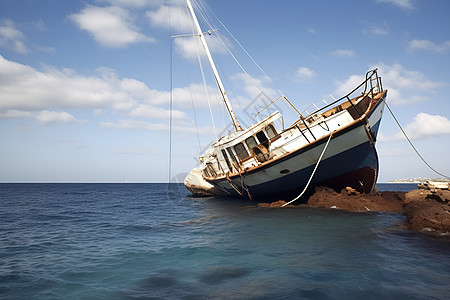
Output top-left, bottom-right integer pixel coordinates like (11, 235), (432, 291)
(182, 0), (387, 199)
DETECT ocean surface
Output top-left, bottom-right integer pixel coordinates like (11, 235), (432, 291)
(0, 183), (449, 300)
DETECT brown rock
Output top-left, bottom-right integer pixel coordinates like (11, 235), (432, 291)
(307, 186), (404, 213)
(258, 185), (450, 236)
(257, 200), (287, 208)
(404, 189), (427, 204)
(403, 189), (450, 234)
(403, 198), (450, 235)
(345, 186), (359, 196)
(269, 200), (287, 208)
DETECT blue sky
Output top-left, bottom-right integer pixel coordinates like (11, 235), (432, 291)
(0, 0), (449, 183)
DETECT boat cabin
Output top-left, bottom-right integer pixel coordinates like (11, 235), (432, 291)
(201, 112), (282, 179)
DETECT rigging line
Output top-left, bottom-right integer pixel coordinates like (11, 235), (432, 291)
(385, 102), (449, 179)
(185, 55), (202, 155)
(282, 133), (333, 207)
(194, 0), (217, 33)
(194, 0), (251, 120)
(203, 2), (284, 95)
(212, 86), (227, 130)
(213, 53), (241, 128)
(176, 3), (202, 154)
(188, 81), (202, 155)
(198, 2), (282, 119)
(194, 0), (268, 106)
(168, 0), (173, 185)
(186, 5), (218, 140)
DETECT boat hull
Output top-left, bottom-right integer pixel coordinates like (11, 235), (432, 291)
(209, 127), (377, 198)
(207, 96), (385, 199)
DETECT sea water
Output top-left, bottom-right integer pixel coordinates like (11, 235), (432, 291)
(0, 183), (449, 299)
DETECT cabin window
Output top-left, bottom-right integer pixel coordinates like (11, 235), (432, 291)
(234, 143), (250, 161)
(267, 124), (277, 139)
(221, 149), (232, 172)
(226, 147), (239, 171)
(256, 131), (269, 148)
(245, 136), (258, 150)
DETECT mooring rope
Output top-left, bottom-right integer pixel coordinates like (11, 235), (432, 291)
(385, 102), (449, 179)
(282, 133), (333, 207)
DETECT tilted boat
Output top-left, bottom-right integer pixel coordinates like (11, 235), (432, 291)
(182, 0), (387, 199)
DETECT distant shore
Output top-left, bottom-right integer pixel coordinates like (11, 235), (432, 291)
(387, 177), (450, 184)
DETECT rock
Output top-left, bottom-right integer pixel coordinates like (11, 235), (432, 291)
(257, 185), (450, 236)
(403, 198), (450, 235)
(270, 200), (287, 208)
(307, 186), (404, 213)
(258, 200), (287, 208)
(404, 189), (450, 235)
(417, 181), (450, 191)
(345, 186), (359, 196)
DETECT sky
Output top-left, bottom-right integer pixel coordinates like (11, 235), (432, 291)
(0, 0), (449, 183)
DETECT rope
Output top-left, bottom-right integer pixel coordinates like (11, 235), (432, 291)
(282, 133), (333, 207)
(186, 4), (218, 140)
(203, 2), (284, 96)
(239, 170), (253, 201)
(168, 1), (173, 184)
(226, 172), (243, 196)
(385, 102), (449, 179)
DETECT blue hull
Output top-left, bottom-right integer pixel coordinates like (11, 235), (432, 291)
(204, 90), (386, 199)
(211, 135), (377, 198)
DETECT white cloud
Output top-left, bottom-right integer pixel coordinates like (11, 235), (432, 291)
(334, 63), (445, 105)
(171, 83), (221, 108)
(0, 55), (223, 128)
(232, 73), (277, 100)
(307, 28), (316, 34)
(100, 119), (215, 135)
(334, 74), (364, 97)
(35, 110), (82, 125)
(408, 39), (450, 53)
(332, 49), (356, 57)
(173, 33), (229, 61)
(147, 5), (192, 32)
(381, 113), (450, 141)
(295, 67), (318, 82)
(0, 109), (33, 119)
(376, 63), (443, 90)
(362, 23), (389, 36)
(384, 88), (428, 106)
(0, 19), (28, 54)
(0, 55), (137, 111)
(145, 3), (231, 61)
(70, 5), (154, 48)
(129, 104), (186, 120)
(0, 108), (84, 125)
(100, 119), (167, 131)
(376, 0), (414, 10)
(109, 0), (154, 8)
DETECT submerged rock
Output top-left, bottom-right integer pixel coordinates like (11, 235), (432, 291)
(260, 184), (450, 236)
(258, 200), (287, 208)
(403, 188), (450, 235)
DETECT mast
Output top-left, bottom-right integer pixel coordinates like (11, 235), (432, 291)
(185, 0), (243, 131)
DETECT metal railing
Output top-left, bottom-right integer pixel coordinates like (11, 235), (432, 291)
(302, 69), (382, 120)
(250, 69), (383, 141)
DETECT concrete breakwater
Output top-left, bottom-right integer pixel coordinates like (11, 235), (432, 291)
(259, 183), (450, 236)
